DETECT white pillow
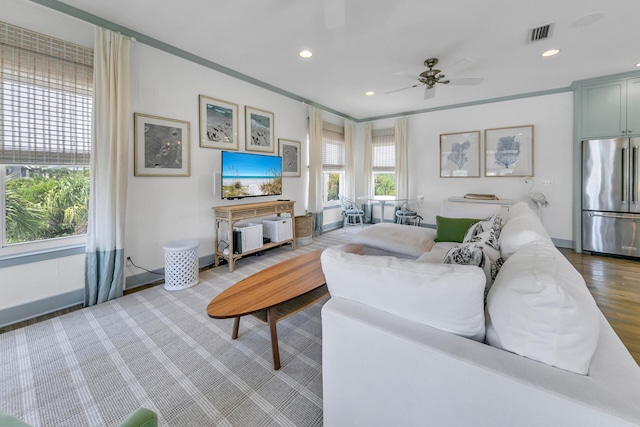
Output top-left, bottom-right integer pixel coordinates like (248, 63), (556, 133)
(463, 214), (503, 242)
(321, 247), (487, 341)
(485, 241), (600, 374)
(499, 202), (551, 260)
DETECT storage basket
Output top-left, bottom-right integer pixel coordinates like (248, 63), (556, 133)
(163, 240), (199, 291)
(295, 213), (313, 245)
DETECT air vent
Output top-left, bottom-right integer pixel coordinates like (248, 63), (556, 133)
(527, 23), (554, 43)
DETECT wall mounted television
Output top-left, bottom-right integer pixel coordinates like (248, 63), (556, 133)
(221, 151), (283, 199)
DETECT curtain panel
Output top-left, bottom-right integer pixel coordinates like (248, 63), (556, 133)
(84, 28), (131, 306)
(308, 106), (324, 236)
(395, 117), (408, 200)
(344, 119), (356, 201)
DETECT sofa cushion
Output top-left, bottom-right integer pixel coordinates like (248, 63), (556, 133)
(499, 202), (551, 260)
(434, 216), (481, 243)
(351, 223), (435, 259)
(321, 247), (487, 341)
(485, 241), (600, 374)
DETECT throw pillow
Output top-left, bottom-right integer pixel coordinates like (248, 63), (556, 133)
(463, 215), (503, 242)
(485, 241), (600, 375)
(443, 229), (503, 290)
(434, 216), (481, 243)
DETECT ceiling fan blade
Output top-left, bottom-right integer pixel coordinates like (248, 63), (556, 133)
(446, 57), (477, 74)
(447, 78), (484, 86)
(324, 0), (345, 29)
(424, 86), (436, 100)
(385, 83), (422, 95)
(393, 71), (422, 81)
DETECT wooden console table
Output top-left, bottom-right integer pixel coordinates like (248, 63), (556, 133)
(212, 200), (296, 272)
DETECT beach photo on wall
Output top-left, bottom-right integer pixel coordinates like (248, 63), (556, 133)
(245, 106), (274, 153)
(199, 95), (238, 149)
(134, 113), (190, 177)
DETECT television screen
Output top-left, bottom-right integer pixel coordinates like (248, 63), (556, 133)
(221, 151), (283, 199)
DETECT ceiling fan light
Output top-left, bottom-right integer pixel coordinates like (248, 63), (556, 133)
(541, 49), (560, 57)
(299, 50), (313, 58)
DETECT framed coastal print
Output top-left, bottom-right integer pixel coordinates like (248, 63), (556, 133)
(440, 131), (481, 177)
(134, 113), (190, 177)
(199, 95), (238, 150)
(485, 125), (534, 177)
(245, 106), (274, 153)
(279, 138), (301, 177)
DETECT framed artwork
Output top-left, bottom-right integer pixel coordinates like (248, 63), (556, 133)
(279, 138), (301, 177)
(440, 131), (481, 177)
(134, 113), (190, 177)
(245, 106), (274, 153)
(485, 125), (534, 177)
(199, 95), (238, 150)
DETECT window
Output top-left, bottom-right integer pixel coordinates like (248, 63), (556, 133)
(372, 128), (395, 196)
(322, 122), (345, 206)
(0, 22), (93, 251)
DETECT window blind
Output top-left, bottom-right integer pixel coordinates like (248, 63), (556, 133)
(372, 127), (395, 172)
(322, 121), (345, 171)
(0, 21), (93, 165)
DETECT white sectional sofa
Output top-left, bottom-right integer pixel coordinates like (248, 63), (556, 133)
(320, 202), (640, 427)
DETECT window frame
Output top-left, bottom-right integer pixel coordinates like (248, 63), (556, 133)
(0, 22), (93, 259)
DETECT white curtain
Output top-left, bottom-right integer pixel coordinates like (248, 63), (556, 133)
(363, 122), (373, 197)
(85, 28), (131, 306)
(395, 117), (408, 200)
(344, 119), (356, 201)
(308, 106), (324, 236)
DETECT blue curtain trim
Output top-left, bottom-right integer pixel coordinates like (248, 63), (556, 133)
(84, 249), (125, 307)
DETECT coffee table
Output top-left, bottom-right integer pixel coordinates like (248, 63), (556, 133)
(207, 244), (363, 370)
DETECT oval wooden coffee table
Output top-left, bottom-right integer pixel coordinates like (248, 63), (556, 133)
(207, 244), (363, 370)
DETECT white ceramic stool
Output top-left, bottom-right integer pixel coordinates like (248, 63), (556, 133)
(163, 240), (199, 291)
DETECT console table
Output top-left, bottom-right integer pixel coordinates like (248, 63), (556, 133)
(212, 200), (296, 272)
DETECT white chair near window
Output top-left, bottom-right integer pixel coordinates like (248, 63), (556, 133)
(340, 195), (365, 231)
(395, 195), (424, 226)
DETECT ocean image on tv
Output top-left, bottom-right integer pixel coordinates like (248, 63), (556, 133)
(222, 152), (282, 198)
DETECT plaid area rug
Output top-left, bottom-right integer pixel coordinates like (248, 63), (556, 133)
(0, 227), (362, 427)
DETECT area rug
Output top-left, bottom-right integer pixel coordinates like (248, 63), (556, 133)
(0, 227), (362, 426)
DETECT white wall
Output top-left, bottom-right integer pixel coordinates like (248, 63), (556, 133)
(358, 92), (574, 242)
(125, 43), (309, 274)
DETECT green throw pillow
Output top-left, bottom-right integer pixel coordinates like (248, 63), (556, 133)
(434, 216), (481, 243)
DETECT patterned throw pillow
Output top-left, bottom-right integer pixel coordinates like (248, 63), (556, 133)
(443, 227), (504, 292)
(463, 214), (503, 242)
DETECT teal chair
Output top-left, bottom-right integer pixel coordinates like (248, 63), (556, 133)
(0, 408), (158, 427)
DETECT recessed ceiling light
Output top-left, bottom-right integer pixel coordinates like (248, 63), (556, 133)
(635, 62), (640, 68)
(365, 91), (375, 96)
(541, 49), (560, 57)
(299, 50), (313, 58)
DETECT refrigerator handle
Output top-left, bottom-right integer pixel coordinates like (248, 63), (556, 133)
(622, 146), (629, 204)
(634, 146), (639, 204)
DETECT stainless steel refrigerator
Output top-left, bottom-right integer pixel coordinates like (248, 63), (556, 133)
(582, 137), (640, 257)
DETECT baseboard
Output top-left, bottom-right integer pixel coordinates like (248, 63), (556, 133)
(0, 288), (84, 329)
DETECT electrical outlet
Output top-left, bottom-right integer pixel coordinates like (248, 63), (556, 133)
(126, 257), (132, 266)
(542, 180), (554, 187)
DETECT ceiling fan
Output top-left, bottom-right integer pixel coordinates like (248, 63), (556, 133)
(387, 58), (484, 99)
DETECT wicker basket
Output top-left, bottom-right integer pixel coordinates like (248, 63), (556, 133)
(295, 213), (313, 246)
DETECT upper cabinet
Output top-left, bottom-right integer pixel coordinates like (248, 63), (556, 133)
(581, 78), (640, 138)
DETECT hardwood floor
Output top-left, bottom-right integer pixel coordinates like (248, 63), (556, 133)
(2, 249), (640, 365)
(560, 248), (640, 365)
